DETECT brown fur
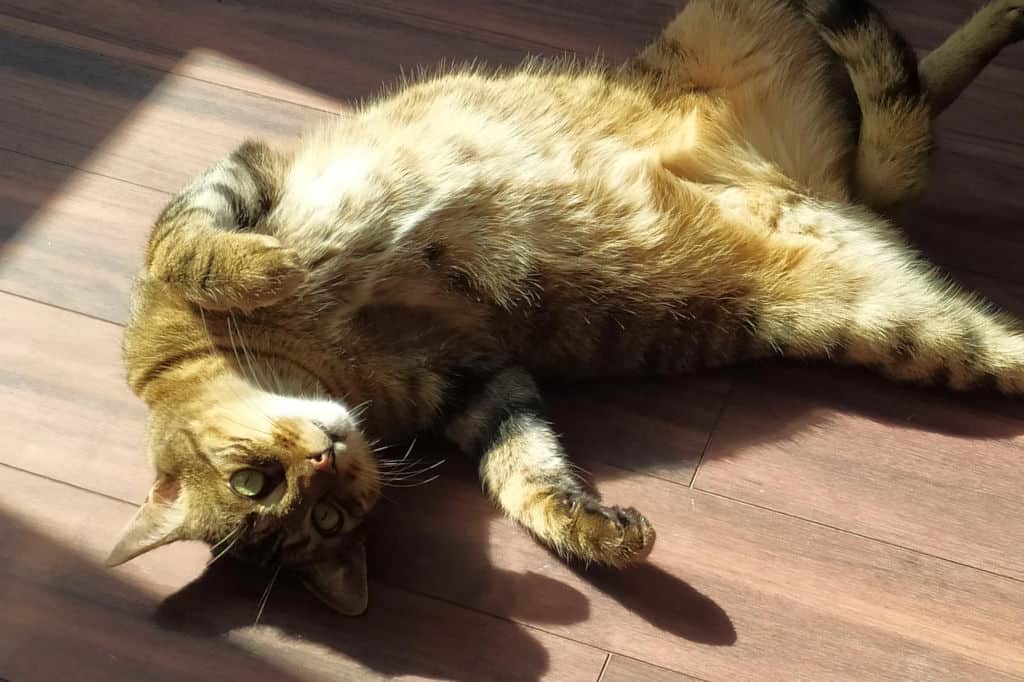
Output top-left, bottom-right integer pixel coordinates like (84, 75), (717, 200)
(109, 0), (1024, 611)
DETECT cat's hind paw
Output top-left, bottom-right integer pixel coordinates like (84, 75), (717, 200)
(982, 0), (1024, 43)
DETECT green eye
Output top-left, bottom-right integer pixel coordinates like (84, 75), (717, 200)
(230, 468), (268, 498)
(312, 501), (343, 533)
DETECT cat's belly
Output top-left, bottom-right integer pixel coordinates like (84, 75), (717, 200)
(495, 293), (764, 381)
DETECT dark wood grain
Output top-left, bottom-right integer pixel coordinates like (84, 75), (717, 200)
(0, 150), (162, 322)
(0, 464), (608, 682)
(546, 374), (731, 484)
(0, 292), (149, 501)
(0, 0), (539, 103)
(0, 21), (327, 193)
(695, 363), (1024, 579)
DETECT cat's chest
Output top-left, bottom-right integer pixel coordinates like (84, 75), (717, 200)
(309, 300), (500, 434)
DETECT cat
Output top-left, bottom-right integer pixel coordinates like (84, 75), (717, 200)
(106, 0), (1024, 616)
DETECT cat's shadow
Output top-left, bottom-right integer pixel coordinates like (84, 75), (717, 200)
(155, 556), (563, 681)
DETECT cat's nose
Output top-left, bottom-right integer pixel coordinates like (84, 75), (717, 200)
(307, 447), (336, 473)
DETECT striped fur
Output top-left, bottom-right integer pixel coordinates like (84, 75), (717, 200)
(144, 141), (302, 311)
(114, 1), (1024, 588)
(445, 367), (655, 564)
(803, 0), (933, 207)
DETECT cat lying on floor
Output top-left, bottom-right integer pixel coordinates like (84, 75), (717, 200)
(106, 0), (1024, 615)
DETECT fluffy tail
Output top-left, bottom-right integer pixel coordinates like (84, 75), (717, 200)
(802, 0), (932, 209)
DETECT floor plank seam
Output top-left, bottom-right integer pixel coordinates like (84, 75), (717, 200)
(0, 461), (136, 508)
(691, 485), (1024, 584)
(0, 144), (172, 197)
(689, 381), (735, 489)
(371, 581), (618, 658)
(330, 1), (574, 54)
(0, 290), (124, 328)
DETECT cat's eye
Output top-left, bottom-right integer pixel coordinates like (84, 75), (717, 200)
(312, 501), (345, 534)
(230, 468), (269, 498)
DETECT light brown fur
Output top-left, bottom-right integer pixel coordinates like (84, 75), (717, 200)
(109, 0), (1024, 612)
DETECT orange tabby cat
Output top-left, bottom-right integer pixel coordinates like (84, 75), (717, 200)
(108, 0), (1024, 615)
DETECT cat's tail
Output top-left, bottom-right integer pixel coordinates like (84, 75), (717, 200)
(802, 0), (932, 209)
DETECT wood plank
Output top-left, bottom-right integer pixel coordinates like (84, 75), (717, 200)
(370, 460), (1024, 680)
(0, 464), (607, 682)
(0, 0), (538, 104)
(695, 363), (1024, 580)
(905, 151), (1024, 286)
(0, 13), (343, 111)
(0, 292), (149, 502)
(933, 58), (1024, 170)
(546, 374), (731, 485)
(0, 23), (328, 193)
(0, 150), (163, 323)
(601, 657), (706, 682)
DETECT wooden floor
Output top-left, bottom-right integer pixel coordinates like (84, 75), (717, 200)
(1, 1), (1023, 680)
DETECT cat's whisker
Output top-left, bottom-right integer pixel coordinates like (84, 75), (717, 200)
(207, 525), (246, 566)
(381, 474), (441, 489)
(374, 456), (426, 468)
(225, 313), (280, 425)
(227, 312), (266, 394)
(349, 400), (372, 424)
(197, 309), (275, 436)
(377, 459), (446, 481)
(253, 561), (283, 626)
(235, 314), (266, 391)
(208, 524), (243, 557)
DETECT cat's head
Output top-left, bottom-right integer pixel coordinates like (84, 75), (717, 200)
(107, 365), (381, 616)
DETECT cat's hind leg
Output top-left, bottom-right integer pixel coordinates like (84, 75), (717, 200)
(443, 367), (656, 566)
(730, 191), (1024, 393)
(633, 0), (855, 203)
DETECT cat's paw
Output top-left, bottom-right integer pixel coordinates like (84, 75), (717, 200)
(232, 234), (306, 308)
(197, 233), (306, 310)
(556, 493), (656, 567)
(983, 0), (1024, 42)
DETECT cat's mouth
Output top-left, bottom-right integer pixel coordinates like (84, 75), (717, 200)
(307, 445), (336, 472)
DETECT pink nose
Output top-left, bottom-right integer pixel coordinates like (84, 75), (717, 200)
(308, 448), (335, 473)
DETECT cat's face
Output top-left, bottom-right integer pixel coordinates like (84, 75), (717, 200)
(107, 377), (380, 615)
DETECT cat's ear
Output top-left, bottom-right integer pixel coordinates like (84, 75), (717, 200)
(106, 474), (190, 567)
(300, 541), (369, 616)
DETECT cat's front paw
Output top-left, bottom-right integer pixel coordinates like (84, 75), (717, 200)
(194, 233), (306, 310)
(233, 234), (306, 308)
(556, 493), (656, 567)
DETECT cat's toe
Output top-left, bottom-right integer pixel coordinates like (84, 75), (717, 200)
(564, 495), (656, 566)
(235, 235), (307, 308)
(986, 0), (1024, 41)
